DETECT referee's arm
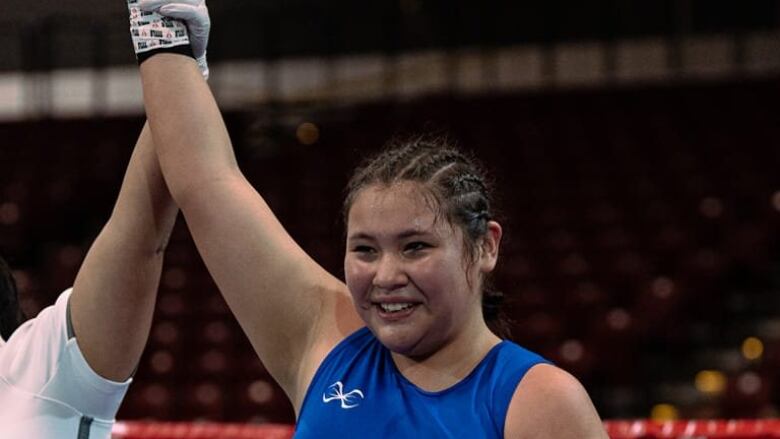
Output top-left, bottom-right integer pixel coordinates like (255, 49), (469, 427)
(69, 122), (178, 382)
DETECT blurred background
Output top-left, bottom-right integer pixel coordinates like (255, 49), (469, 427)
(0, 0), (779, 424)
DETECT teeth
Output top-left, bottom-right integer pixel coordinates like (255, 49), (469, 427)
(379, 303), (414, 313)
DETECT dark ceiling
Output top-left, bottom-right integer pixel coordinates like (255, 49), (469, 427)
(0, 0), (777, 71)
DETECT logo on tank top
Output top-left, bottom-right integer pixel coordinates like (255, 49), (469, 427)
(322, 381), (364, 409)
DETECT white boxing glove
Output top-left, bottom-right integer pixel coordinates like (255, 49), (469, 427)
(139, 0), (211, 79)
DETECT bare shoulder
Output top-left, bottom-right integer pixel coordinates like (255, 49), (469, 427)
(504, 363), (608, 439)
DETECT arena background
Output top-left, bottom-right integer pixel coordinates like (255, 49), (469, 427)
(0, 0), (779, 435)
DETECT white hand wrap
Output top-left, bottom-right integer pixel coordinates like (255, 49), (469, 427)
(127, 0), (210, 79)
(137, 0), (211, 79)
(128, 0), (191, 56)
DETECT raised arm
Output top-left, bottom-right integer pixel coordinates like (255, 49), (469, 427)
(137, 34), (362, 406)
(69, 122), (178, 381)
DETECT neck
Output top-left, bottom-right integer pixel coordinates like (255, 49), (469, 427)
(391, 318), (501, 392)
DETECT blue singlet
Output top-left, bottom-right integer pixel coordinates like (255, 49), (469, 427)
(294, 327), (549, 438)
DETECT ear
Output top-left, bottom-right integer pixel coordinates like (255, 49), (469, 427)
(478, 220), (502, 273)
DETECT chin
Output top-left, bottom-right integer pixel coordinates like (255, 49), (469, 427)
(372, 324), (431, 357)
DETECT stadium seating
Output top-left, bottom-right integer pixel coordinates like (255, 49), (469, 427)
(1, 79), (778, 422)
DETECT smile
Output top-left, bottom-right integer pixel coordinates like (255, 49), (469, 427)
(373, 302), (419, 320)
(378, 302), (415, 313)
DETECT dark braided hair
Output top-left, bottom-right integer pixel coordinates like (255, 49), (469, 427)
(0, 256), (26, 341)
(343, 136), (511, 339)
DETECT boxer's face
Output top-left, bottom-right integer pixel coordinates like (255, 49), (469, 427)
(345, 182), (484, 358)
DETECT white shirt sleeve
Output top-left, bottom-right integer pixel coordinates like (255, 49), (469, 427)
(0, 289), (72, 392)
(0, 288), (131, 421)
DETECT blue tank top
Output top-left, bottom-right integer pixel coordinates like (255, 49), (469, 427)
(295, 327), (549, 438)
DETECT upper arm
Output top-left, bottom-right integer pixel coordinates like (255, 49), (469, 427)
(69, 122), (178, 381)
(174, 171), (363, 402)
(504, 364), (608, 439)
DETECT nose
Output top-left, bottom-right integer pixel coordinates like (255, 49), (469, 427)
(372, 254), (408, 291)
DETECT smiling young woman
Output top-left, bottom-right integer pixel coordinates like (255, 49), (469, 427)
(137, 4), (609, 436)
(342, 146), (505, 385)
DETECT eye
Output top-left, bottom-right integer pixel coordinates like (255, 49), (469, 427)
(404, 241), (431, 253)
(352, 245), (374, 253)
(351, 245), (378, 262)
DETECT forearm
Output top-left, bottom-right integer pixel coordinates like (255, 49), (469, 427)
(140, 53), (240, 207)
(103, 122), (178, 254)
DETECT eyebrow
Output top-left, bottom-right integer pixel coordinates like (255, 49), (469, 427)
(347, 229), (433, 242)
